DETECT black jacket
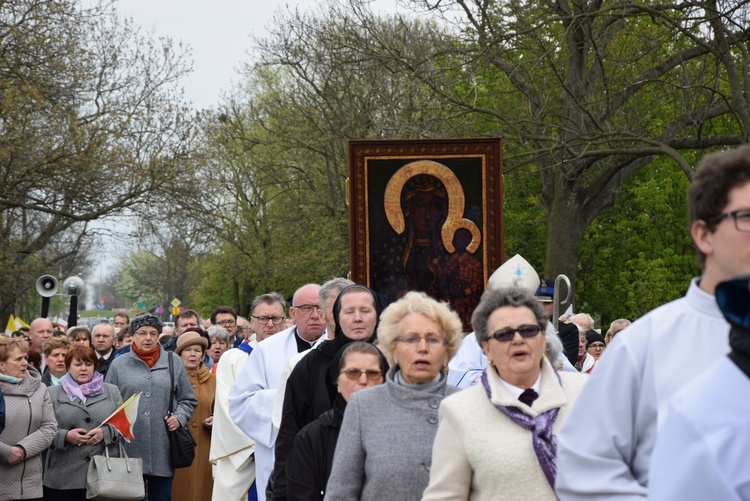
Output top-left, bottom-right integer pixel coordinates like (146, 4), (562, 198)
(285, 396), (346, 501)
(269, 285), (386, 501)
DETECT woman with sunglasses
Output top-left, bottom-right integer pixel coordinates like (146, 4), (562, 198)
(325, 291), (463, 501)
(422, 287), (587, 500)
(285, 342), (385, 500)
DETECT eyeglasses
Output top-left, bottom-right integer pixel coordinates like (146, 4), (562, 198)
(588, 343), (605, 350)
(252, 315), (285, 325)
(339, 369), (383, 381)
(395, 335), (447, 348)
(489, 324), (541, 342)
(216, 320), (236, 327)
(238, 324), (251, 331)
(710, 209), (750, 232)
(134, 330), (158, 338)
(292, 304), (320, 315)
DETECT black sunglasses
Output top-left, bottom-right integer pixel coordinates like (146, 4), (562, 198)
(490, 324), (541, 342)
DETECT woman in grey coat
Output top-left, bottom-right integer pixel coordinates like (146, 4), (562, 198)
(324, 292), (463, 501)
(43, 345), (123, 500)
(106, 314), (197, 500)
(0, 337), (57, 501)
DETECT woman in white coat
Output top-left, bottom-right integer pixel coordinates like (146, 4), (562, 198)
(422, 287), (587, 500)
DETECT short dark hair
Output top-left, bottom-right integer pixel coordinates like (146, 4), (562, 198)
(210, 306), (237, 324)
(114, 313), (130, 323)
(174, 309), (201, 328)
(689, 145), (750, 267)
(65, 345), (98, 369)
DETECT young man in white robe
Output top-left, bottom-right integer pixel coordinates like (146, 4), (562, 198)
(555, 145), (750, 499)
(649, 275), (750, 500)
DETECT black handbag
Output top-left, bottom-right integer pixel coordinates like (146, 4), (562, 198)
(167, 352), (196, 469)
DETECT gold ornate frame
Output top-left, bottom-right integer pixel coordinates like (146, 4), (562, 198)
(348, 138), (503, 331)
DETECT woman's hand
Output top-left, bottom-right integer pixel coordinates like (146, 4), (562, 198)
(203, 415), (213, 430)
(7, 445), (26, 465)
(84, 427), (104, 446)
(65, 428), (89, 446)
(165, 414), (180, 432)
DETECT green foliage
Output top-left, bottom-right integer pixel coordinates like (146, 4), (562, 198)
(577, 158), (697, 325)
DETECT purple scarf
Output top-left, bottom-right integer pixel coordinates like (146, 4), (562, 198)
(481, 370), (560, 488)
(61, 371), (105, 404)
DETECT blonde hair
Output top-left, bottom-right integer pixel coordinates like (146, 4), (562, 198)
(377, 291), (463, 365)
(0, 336), (29, 362)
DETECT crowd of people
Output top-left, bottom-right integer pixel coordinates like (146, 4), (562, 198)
(1, 144), (748, 501)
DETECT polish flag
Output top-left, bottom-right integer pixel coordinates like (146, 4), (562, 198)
(100, 392), (142, 442)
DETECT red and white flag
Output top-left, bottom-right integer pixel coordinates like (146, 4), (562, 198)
(100, 392), (142, 442)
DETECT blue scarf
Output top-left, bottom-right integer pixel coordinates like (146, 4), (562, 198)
(61, 371), (105, 404)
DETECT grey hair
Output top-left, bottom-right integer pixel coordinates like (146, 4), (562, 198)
(472, 287), (548, 344)
(251, 292), (286, 314)
(319, 277), (355, 306)
(571, 313), (595, 330)
(545, 324), (563, 364)
(207, 324), (229, 342)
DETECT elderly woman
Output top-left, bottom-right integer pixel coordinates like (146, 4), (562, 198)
(575, 326), (596, 373)
(604, 318), (631, 344)
(173, 329), (216, 501)
(67, 327), (92, 349)
(586, 330), (607, 361)
(287, 342), (386, 501)
(43, 345), (122, 500)
(0, 337), (57, 501)
(325, 291), (463, 501)
(105, 314), (197, 500)
(42, 336), (73, 386)
(206, 324), (229, 374)
(422, 287), (588, 500)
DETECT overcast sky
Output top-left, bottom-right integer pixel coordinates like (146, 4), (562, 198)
(120, 0), (402, 109)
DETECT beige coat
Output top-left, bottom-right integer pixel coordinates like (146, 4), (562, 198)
(173, 364), (216, 501)
(0, 367), (57, 501)
(422, 360), (587, 501)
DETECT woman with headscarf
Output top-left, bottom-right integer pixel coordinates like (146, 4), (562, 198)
(325, 291), (463, 501)
(172, 329), (216, 501)
(0, 336), (57, 501)
(105, 314), (197, 500)
(286, 342), (386, 501)
(269, 285), (386, 501)
(43, 345), (122, 500)
(421, 287), (588, 500)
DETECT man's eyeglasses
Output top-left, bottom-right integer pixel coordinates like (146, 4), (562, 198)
(395, 335), (447, 348)
(292, 304), (319, 315)
(489, 324), (541, 342)
(252, 315), (285, 325)
(216, 320), (236, 327)
(710, 209), (750, 232)
(339, 369), (383, 381)
(588, 343), (605, 350)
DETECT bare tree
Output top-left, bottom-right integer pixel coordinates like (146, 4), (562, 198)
(0, 0), (199, 323)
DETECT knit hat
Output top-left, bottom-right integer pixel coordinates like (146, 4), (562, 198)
(585, 330), (606, 347)
(129, 314), (162, 335)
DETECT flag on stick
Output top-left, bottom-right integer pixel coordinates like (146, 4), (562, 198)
(100, 392), (142, 442)
(5, 314), (16, 335)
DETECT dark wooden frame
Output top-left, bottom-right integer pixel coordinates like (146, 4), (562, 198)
(348, 138), (503, 330)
